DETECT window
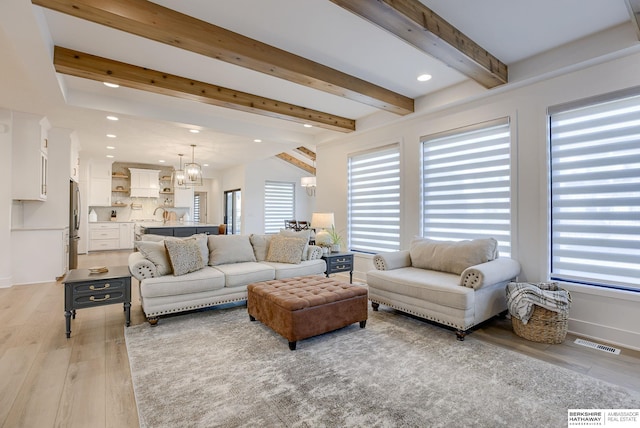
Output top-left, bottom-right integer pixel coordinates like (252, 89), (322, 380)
(348, 145), (400, 253)
(193, 193), (200, 223)
(549, 88), (640, 291)
(421, 118), (512, 256)
(224, 189), (241, 235)
(264, 181), (295, 234)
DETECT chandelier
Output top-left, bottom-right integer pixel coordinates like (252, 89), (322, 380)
(184, 144), (203, 186)
(171, 154), (186, 188)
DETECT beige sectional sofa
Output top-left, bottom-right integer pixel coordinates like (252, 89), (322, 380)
(128, 231), (326, 324)
(366, 237), (520, 340)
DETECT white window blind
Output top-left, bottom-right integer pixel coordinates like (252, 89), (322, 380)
(348, 145), (400, 253)
(549, 88), (640, 291)
(421, 118), (512, 256)
(264, 181), (295, 234)
(193, 193), (200, 223)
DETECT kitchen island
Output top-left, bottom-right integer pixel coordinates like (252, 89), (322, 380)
(135, 222), (220, 239)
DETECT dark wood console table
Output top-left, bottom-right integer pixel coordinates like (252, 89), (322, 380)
(63, 265), (131, 338)
(322, 252), (354, 284)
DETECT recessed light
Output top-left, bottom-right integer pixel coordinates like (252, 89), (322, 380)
(103, 82), (120, 88)
(189, 129), (200, 134)
(254, 139), (262, 143)
(106, 154), (114, 158)
(417, 74), (432, 82)
(106, 115), (119, 121)
(158, 160), (165, 163)
(106, 134), (116, 138)
(106, 146), (115, 150)
(203, 163), (209, 167)
(303, 124), (313, 128)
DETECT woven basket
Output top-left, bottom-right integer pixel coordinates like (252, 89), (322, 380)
(512, 304), (569, 344)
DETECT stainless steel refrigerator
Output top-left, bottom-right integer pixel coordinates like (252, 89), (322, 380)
(69, 180), (81, 270)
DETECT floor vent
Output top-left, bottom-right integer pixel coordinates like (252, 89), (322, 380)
(575, 338), (620, 355)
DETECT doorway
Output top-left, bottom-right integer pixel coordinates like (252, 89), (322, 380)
(224, 189), (241, 234)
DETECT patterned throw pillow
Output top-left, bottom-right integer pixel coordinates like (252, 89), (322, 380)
(266, 236), (307, 264)
(164, 239), (205, 276)
(279, 229), (310, 260)
(167, 234), (209, 264)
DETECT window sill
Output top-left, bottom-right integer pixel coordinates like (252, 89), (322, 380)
(559, 282), (640, 302)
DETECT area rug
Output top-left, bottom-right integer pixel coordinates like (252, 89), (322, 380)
(125, 305), (640, 428)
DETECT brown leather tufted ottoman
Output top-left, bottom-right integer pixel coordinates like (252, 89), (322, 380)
(247, 276), (368, 350)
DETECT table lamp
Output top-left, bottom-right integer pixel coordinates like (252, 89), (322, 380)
(311, 212), (334, 247)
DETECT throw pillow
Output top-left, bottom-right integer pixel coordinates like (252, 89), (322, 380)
(207, 235), (257, 266)
(409, 237), (498, 275)
(135, 240), (172, 275)
(250, 234), (272, 261)
(266, 236), (307, 264)
(164, 239), (205, 276)
(279, 228), (310, 260)
(169, 234), (209, 264)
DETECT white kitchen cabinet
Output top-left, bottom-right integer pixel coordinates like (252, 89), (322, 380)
(174, 186), (194, 210)
(129, 168), (160, 198)
(11, 112), (50, 201)
(88, 160), (113, 206)
(119, 222), (134, 249)
(89, 222), (135, 251)
(89, 222), (119, 251)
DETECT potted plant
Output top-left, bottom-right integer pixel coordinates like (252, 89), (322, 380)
(327, 226), (344, 253)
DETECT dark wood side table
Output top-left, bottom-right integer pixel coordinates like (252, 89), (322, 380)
(63, 265), (132, 338)
(322, 252), (354, 283)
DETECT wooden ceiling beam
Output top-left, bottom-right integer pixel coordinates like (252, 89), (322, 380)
(53, 46), (355, 133)
(33, 0), (414, 115)
(276, 153), (316, 175)
(626, 0), (640, 40)
(330, 0), (508, 88)
(294, 147), (316, 162)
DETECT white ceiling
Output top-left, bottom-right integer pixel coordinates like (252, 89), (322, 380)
(0, 0), (633, 176)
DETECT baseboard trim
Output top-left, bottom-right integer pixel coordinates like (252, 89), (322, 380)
(569, 318), (640, 352)
(0, 275), (13, 288)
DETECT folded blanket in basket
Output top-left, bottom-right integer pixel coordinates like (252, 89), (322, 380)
(506, 282), (571, 324)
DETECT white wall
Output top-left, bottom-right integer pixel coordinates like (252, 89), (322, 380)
(316, 50), (640, 350)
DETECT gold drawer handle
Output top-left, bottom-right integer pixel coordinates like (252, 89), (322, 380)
(337, 265), (347, 269)
(89, 294), (110, 302)
(90, 283), (110, 291)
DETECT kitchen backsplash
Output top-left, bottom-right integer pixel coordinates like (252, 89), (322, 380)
(89, 202), (190, 222)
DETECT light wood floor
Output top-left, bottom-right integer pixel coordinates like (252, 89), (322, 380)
(1, 250), (639, 428)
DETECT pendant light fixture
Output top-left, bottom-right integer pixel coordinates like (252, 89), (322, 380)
(184, 144), (203, 186)
(172, 153), (186, 188)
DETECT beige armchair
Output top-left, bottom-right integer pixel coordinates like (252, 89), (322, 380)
(366, 238), (521, 340)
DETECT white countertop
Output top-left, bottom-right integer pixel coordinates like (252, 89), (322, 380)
(137, 222), (218, 228)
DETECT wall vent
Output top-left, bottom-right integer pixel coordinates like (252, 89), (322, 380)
(574, 338), (620, 355)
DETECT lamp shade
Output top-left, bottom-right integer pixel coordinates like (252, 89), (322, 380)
(310, 212), (334, 229)
(301, 176), (316, 187)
